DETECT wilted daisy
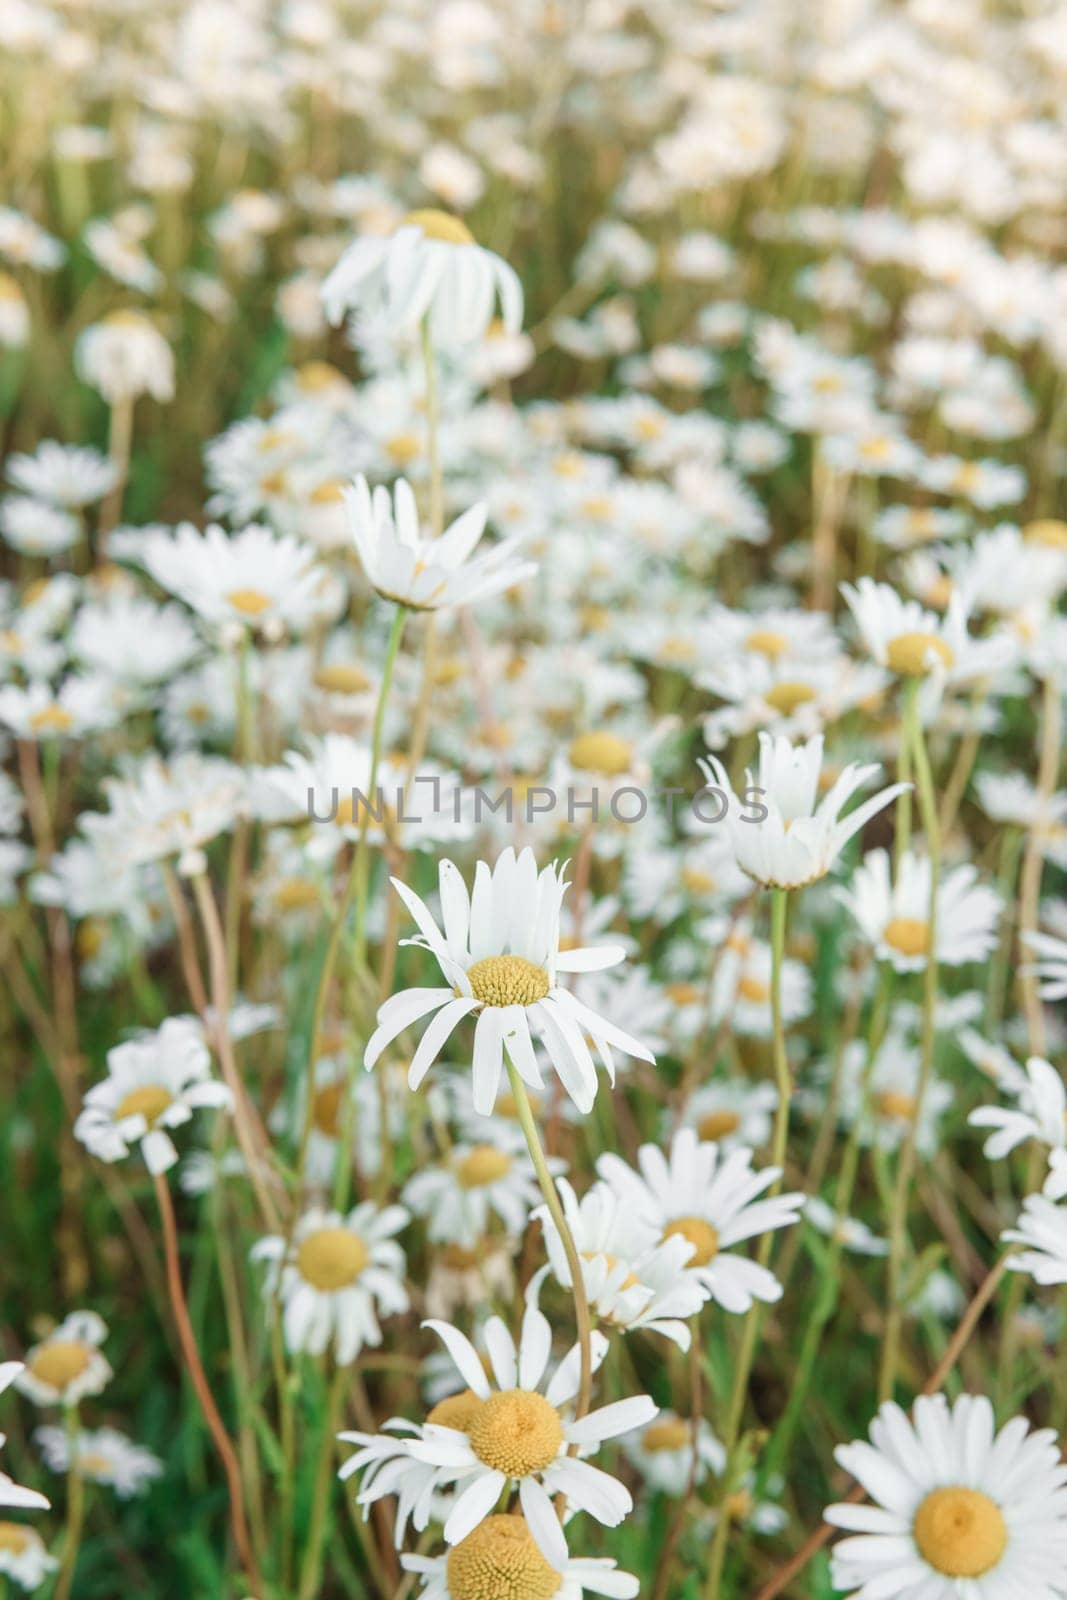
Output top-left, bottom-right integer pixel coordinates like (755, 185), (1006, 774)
(597, 1130), (804, 1312)
(0, 1367), (48, 1511)
(252, 1202), (409, 1362)
(699, 733), (907, 889)
(364, 846), (656, 1115)
(407, 1306), (657, 1565)
(321, 211), (523, 345)
(35, 1425), (163, 1498)
(15, 1312), (112, 1408)
(345, 476), (536, 612)
(826, 1393), (1067, 1599)
(837, 850), (1001, 972)
(401, 1514), (640, 1600)
(74, 1015), (232, 1176)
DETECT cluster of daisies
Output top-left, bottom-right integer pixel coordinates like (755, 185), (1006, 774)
(4, 0), (1067, 1597)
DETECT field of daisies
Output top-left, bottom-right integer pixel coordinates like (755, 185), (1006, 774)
(3, 2), (1067, 1598)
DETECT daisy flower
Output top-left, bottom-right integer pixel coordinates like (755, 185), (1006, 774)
(826, 1393), (1067, 1598)
(6, 442), (118, 508)
(74, 1016), (232, 1177)
(699, 733), (907, 889)
(1002, 1195), (1067, 1286)
(0, 1367), (48, 1511)
(364, 846), (656, 1115)
(683, 1079), (779, 1152)
(621, 1411), (725, 1497)
(971, 1057), (1067, 1196)
(34, 1425), (163, 1498)
(403, 1127), (552, 1249)
(321, 210), (523, 345)
(74, 310), (175, 404)
(15, 1312), (112, 1408)
(0, 677), (117, 741)
(0, 1520), (57, 1590)
(836, 849), (1002, 972)
(80, 753), (246, 871)
(401, 1514), (639, 1600)
(841, 577), (1013, 688)
(345, 476), (536, 612)
(596, 1130), (804, 1313)
(533, 1178), (708, 1350)
(140, 521), (330, 640)
(407, 1306), (657, 1566)
(252, 1202), (409, 1362)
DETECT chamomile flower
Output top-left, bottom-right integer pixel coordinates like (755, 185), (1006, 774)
(971, 1057), (1067, 1195)
(0, 496), (80, 556)
(0, 1367), (48, 1511)
(15, 1313), (112, 1408)
(34, 1426), (163, 1498)
(699, 733), (907, 890)
(682, 1080), (779, 1152)
(1023, 931), (1067, 1002)
(841, 577), (1012, 688)
(6, 443), (118, 508)
(345, 476), (536, 612)
(252, 1203), (410, 1362)
(533, 1178), (707, 1350)
(826, 1393), (1067, 1600)
(140, 521), (330, 640)
(365, 846), (655, 1115)
(322, 210), (523, 345)
(401, 1515), (640, 1600)
(408, 1306), (657, 1565)
(74, 310), (175, 404)
(0, 1521), (57, 1590)
(596, 1130), (804, 1313)
(836, 849), (1001, 972)
(621, 1411), (725, 1497)
(74, 1016), (232, 1176)
(403, 1127), (551, 1249)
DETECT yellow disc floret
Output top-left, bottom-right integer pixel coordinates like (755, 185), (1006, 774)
(663, 1217), (720, 1267)
(446, 1514), (560, 1600)
(401, 209), (474, 246)
(467, 1390), (564, 1477)
(296, 1228), (369, 1291)
(567, 732), (633, 776)
(115, 1085), (173, 1127)
(456, 1146), (513, 1189)
(426, 1389), (485, 1432)
(883, 917), (930, 958)
(885, 632), (953, 677)
(467, 956), (551, 1008)
(913, 1487), (1007, 1578)
(29, 1340), (92, 1390)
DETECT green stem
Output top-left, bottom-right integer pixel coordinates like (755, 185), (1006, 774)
(297, 1367), (349, 1600)
(878, 683), (940, 1403)
(505, 1057), (593, 1420)
(53, 1404), (84, 1600)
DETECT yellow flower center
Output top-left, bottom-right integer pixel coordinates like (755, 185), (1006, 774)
(765, 680), (816, 714)
(467, 1391), (564, 1477)
(642, 1418), (691, 1453)
(456, 1145), (514, 1189)
(663, 1216), (720, 1267)
(738, 974), (770, 1003)
(883, 917), (930, 957)
(681, 867), (717, 894)
(697, 1109), (741, 1141)
(665, 981), (702, 1006)
(77, 919), (107, 959)
(579, 495), (613, 520)
(29, 704), (74, 734)
(226, 588), (273, 617)
(115, 1085), (173, 1127)
(583, 1251), (640, 1291)
(745, 629), (789, 659)
(29, 1340), (93, 1390)
(385, 431), (423, 464)
(446, 1514), (560, 1600)
(886, 632), (954, 676)
(296, 1227), (369, 1290)
(426, 1389), (485, 1431)
(295, 360), (346, 392)
(568, 731), (633, 776)
(913, 1487), (1007, 1578)
(1024, 519), (1067, 551)
(310, 479), (345, 505)
(0, 273), (25, 304)
(314, 662), (371, 695)
(874, 1089), (918, 1122)
(467, 956), (550, 1009)
(400, 209), (474, 245)
(311, 1082), (345, 1138)
(0, 1524), (30, 1555)
(273, 877), (321, 912)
